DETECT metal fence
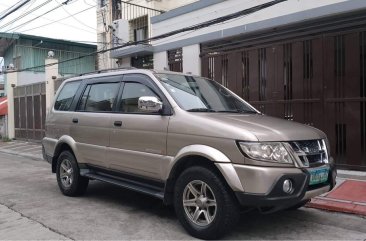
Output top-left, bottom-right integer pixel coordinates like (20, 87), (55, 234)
(201, 29), (366, 171)
(112, 0), (164, 43)
(13, 82), (46, 141)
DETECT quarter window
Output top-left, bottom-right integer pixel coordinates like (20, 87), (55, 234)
(78, 83), (120, 112)
(54, 81), (81, 111)
(119, 82), (159, 113)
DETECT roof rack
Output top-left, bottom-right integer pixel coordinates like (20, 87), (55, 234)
(78, 67), (138, 76)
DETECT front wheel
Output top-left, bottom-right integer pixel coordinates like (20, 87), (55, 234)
(174, 166), (240, 239)
(56, 151), (89, 196)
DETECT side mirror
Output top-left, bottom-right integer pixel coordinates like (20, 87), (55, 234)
(138, 96), (163, 113)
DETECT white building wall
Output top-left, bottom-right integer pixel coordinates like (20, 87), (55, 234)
(119, 57), (131, 68)
(153, 0), (199, 11)
(152, 0), (353, 47)
(96, 1), (117, 70)
(96, 0), (199, 70)
(182, 44), (201, 75)
(153, 51), (168, 71)
(16, 72), (45, 86)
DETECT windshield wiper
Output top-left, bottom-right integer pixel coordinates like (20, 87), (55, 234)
(187, 108), (216, 112)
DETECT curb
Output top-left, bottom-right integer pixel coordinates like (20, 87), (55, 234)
(307, 199), (366, 216)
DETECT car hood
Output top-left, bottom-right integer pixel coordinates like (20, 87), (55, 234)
(200, 113), (326, 142)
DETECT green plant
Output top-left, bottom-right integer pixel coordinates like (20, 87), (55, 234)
(2, 137), (12, 142)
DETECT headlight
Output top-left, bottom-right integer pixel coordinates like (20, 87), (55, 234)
(239, 142), (293, 164)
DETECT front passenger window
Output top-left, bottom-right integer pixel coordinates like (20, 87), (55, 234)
(78, 83), (120, 112)
(119, 82), (159, 113)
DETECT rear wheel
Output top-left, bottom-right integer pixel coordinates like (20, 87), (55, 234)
(174, 166), (240, 239)
(56, 151), (89, 196)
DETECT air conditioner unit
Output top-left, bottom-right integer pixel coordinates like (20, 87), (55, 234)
(112, 19), (129, 46)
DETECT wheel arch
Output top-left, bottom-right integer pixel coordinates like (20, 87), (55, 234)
(52, 136), (79, 173)
(163, 145), (244, 204)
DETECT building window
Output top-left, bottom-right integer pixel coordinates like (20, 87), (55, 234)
(131, 55), (153, 69)
(129, 16), (148, 42)
(100, 0), (106, 8)
(168, 48), (183, 72)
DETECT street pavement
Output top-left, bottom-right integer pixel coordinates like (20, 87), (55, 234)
(0, 152), (366, 240)
(0, 141), (42, 161)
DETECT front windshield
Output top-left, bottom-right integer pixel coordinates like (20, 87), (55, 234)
(155, 73), (258, 113)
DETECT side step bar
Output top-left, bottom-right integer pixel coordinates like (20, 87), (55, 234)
(80, 169), (165, 200)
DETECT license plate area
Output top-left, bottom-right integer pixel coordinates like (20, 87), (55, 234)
(308, 167), (329, 185)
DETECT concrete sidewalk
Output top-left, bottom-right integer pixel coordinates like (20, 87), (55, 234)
(0, 140), (365, 217)
(307, 172), (366, 216)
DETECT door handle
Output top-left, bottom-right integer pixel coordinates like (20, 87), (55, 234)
(114, 121), (122, 127)
(72, 118), (78, 123)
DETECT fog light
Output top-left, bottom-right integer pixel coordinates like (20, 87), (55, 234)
(283, 179), (293, 194)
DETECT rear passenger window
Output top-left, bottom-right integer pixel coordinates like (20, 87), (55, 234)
(78, 83), (120, 112)
(54, 81), (81, 111)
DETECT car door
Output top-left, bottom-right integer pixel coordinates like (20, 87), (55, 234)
(70, 76), (122, 168)
(108, 73), (171, 180)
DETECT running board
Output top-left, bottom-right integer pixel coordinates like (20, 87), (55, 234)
(80, 169), (165, 200)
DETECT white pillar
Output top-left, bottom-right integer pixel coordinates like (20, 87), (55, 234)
(154, 51), (168, 71)
(119, 57), (131, 68)
(183, 44), (201, 76)
(6, 70), (17, 139)
(45, 58), (58, 114)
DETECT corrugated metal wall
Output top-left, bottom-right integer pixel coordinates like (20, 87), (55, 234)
(14, 45), (96, 75)
(201, 29), (366, 171)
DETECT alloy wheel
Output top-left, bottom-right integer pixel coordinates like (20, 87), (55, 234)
(59, 159), (73, 188)
(182, 180), (217, 226)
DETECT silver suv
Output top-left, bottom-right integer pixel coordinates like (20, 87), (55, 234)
(43, 69), (336, 239)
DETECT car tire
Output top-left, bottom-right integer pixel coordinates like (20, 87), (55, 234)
(56, 150), (89, 196)
(174, 166), (240, 240)
(286, 199), (310, 210)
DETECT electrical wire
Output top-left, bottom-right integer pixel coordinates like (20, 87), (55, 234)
(20, 4), (96, 33)
(0, 1), (94, 34)
(0, 0), (53, 30)
(7, 0), (287, 73)
(55, 0), (96, 31)
(5, 0), (74, 32)
(0, 0), (31, 22)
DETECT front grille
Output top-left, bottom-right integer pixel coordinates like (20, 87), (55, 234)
(289, 140), (328, 167)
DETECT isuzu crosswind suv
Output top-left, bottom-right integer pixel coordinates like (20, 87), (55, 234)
(43, 69), (337, 239)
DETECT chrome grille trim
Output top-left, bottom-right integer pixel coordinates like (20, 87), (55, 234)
(288, 140), (328, 167)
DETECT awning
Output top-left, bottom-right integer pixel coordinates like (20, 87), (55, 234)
(0, 97), (8, 116)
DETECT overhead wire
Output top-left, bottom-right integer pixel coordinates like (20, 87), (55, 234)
(55, 0), (96, 31)
(0, 1), (95, 35)
(5, 0), (74, 32)
(6, 0), (287, 73)
(20, 4), (96, 33)
(0, 0), (31, 22)
(0, 0), (53, 30)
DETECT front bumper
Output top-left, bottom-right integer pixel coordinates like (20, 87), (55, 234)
(234, 164), (337, 211)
